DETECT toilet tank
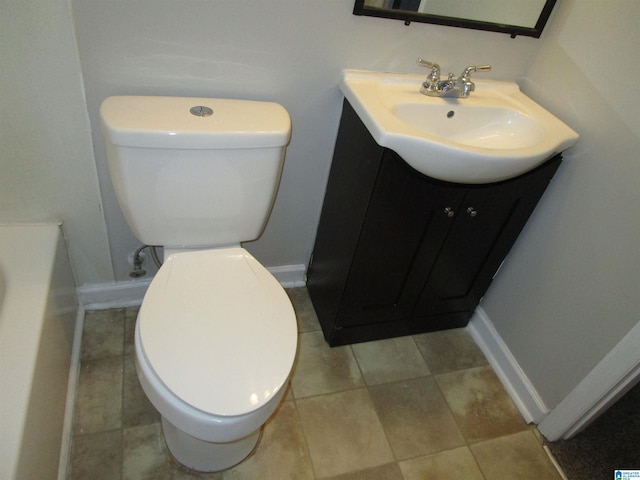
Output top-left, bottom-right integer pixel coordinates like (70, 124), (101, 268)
(100, 96), (291, 247)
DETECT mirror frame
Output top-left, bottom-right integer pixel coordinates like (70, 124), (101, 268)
(353, 0), (557, 38)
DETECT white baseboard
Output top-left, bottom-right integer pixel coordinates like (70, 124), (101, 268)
(267, 264), (307, 288)
(467, 307), (549, 424)
(77, 264), (307, 309)
(77, 279), (151, 310)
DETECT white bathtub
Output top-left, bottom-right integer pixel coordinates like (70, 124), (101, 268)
(0, 225), (77, 480)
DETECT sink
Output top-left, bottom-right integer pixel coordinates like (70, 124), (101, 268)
(339, 70), (579, 184)
(392, 104), (544, 149)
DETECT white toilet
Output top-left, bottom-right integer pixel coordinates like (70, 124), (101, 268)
(100, 96), (298, 472)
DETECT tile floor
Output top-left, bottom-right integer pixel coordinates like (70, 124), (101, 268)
(68, 288), (563, 479)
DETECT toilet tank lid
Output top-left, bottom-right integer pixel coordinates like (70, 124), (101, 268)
(100, 96), (291, 149)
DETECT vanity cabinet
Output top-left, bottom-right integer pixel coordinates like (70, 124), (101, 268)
(307, 100), (561, 346)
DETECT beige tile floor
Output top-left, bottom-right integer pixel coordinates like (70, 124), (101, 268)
(68, 288), (563, 479)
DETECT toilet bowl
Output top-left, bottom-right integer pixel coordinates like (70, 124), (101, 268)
(99, 95), (296, 471)
(135, 247), (297, 471)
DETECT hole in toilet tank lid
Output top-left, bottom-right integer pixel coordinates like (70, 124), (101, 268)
(190, 105), (213, 117)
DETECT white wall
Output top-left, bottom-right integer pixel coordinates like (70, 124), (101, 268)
(69, 0), (541, 281)
(0, 0), (113, 286)
(481, 0), (640, 409)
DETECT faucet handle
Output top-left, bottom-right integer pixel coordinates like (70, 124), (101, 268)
(458, 65), (491, 97)
(417, 59), (440, 71)
(461, 64), (492, 79)
(417, 59), (441, 80)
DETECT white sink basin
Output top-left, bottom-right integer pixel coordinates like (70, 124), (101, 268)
(340, 70), (579, 184)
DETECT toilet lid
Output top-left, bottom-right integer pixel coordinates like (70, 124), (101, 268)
(137, 248), (297, 417)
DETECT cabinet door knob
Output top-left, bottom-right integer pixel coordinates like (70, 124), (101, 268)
(444, 207), (455, 217)
(467, 207), (478, 217)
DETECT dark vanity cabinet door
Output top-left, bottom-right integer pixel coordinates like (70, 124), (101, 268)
(307, 100), (561, 346)
(337, 149), (463, 327)
(412, 166), (560, 320)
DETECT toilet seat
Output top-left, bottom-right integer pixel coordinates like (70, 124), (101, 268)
(137, 247), (297, 417)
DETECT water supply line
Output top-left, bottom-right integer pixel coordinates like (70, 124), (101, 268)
(129, 245), (163, 278)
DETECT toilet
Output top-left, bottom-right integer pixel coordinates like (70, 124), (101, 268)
(100, 95), (298, 472)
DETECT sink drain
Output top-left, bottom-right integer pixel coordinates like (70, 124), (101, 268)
(190, 106), (213, 117)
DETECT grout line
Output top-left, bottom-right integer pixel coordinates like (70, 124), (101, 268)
(462, 447), (489, 480)
(289, 397), (319, 480)
(120, 310), (127, 480)
(430, 370), (490, 479)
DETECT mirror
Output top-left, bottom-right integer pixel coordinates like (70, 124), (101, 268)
(354, 0), (557, 38)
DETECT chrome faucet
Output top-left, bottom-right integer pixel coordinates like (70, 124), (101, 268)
(416, 59), (491, 98)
